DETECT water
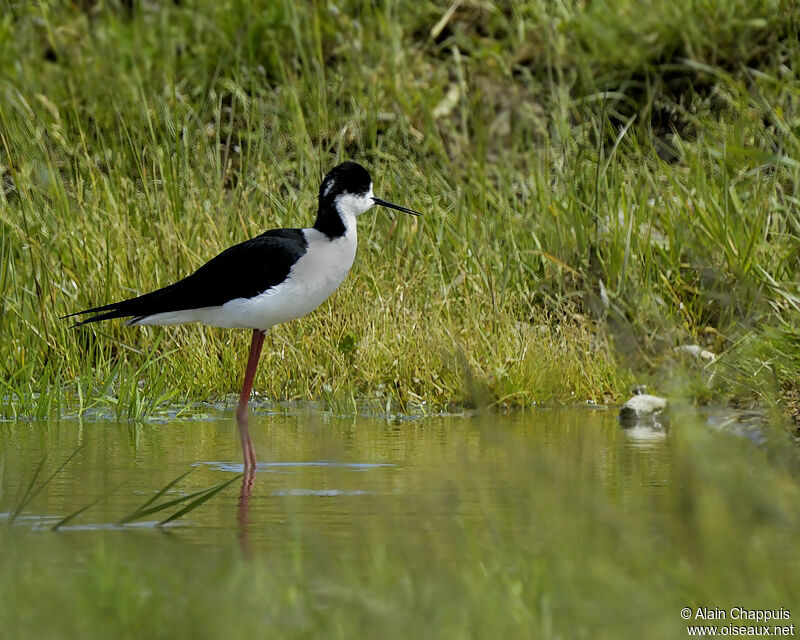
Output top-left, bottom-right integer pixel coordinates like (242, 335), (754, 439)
(0, 408), (670, 547)
(1, 408), (798, 638)
(0, 411), (644, 545)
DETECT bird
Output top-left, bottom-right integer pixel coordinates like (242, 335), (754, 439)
(64, 161), (420, 469)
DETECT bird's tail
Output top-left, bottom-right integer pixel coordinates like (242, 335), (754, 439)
(62, 285), (174, 327)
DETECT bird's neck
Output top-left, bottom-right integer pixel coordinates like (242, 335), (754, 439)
(313, 203), (355, 240)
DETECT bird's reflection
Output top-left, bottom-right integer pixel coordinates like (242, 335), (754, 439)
(237, 468), (256, 557)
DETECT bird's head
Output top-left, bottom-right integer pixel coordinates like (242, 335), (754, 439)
(319, 161), (421, 219)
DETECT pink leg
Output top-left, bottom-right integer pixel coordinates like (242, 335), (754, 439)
(236, 329), (265, 469)
(237, 468), (256, 558)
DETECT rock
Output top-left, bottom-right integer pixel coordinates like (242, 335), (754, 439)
(619, 387), (668, 429)
(674, 344), (716, 362)
(705, 409), (768, 445)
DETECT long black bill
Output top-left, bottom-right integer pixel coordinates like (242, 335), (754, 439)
(372, 197), (421, 216)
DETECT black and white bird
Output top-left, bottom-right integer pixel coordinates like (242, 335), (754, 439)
(65, 161), (420, 468)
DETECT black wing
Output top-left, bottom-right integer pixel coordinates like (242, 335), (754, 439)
(64, 228), (308, 326)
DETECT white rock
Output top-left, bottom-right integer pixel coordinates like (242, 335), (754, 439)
(674, 344), (716, 362)
(619, 392), (668, 429)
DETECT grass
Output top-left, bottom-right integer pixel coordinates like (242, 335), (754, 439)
(0, 0), (799, 418)
(4, 446), (243, 529)
(3, 5), (800, 636)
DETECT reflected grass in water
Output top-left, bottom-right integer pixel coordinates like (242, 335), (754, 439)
(0, 410), (798, 638)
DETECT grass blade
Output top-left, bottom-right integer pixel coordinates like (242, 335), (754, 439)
(51, 482), (125, 532)
(132, 468), (194, 513)
(159, 474), (243, 526)
(117, 474), (241, 525)
(9, 454), (47, 525)
(24, 445), (84, 506)
(9, 447), (84, 525)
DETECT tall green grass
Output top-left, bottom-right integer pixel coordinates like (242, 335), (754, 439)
(1, 0), (798, 416)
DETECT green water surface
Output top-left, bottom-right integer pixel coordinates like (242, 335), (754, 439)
(0, 409), (797, 639)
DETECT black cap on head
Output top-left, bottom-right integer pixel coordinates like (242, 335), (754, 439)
(319, 161), (372, 203)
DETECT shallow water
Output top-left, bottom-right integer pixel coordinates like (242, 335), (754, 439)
(0, 408), (671, 549)
(3, 407), (800, 638)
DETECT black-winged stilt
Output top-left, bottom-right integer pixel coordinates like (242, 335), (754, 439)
(65, 161), (420, 469)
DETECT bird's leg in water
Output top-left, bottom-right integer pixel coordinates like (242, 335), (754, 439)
(236, 329), (265, 469)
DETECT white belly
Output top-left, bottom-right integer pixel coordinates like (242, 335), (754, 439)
(132, 225), (357, 330)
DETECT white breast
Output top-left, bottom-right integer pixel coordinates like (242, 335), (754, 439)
(238, 224), (358, 328)
(135, 217), (358, 329)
